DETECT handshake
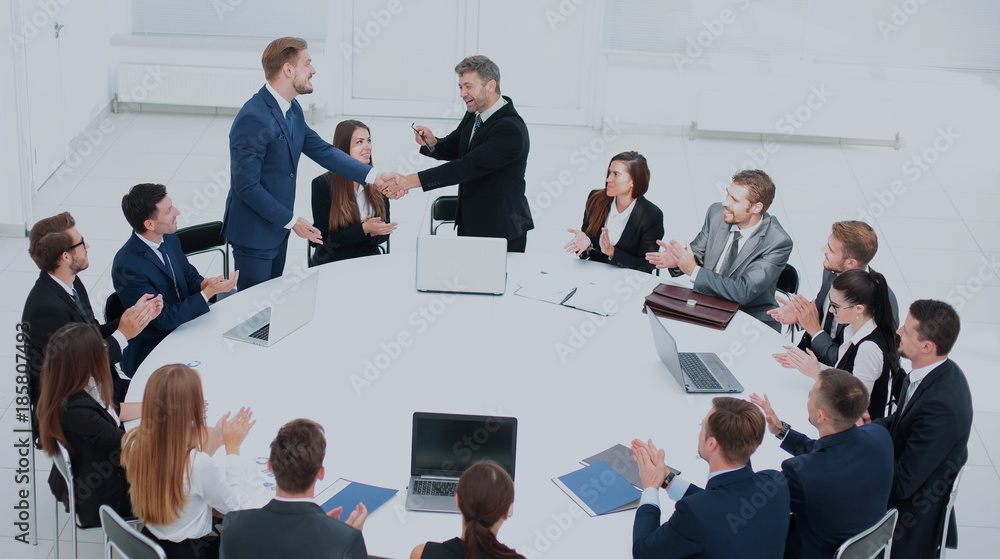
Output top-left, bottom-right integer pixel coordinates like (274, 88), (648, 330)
(373, 123), (439, 200)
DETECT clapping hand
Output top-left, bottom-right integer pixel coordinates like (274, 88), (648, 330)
(646, 240), (680, 269)
(631, 438), (668, 489)
(328, 502), (368, 531)
(564, 229), (592, 256)
(772, 346), (822, 378)
(361, 216), (398, 236)
(749, 393), (783, 436)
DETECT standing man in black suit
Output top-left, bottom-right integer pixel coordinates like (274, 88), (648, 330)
(646, 170), (793, 330)
(221, 419), (368, 559)
(871, 299), (972, 558)
(391, 55), (534, 252)
(751, 369), (894, 559)
(769, 220), (898, 364)
(22, 212), (161, 407)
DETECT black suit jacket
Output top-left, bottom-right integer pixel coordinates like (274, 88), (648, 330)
(417, 97), (534, 242)
(581, 193), (664, 273)
(632, 466), (789, 559)
(220, 499), (367, 559)
(874, 359), (973, 559)
(112, 233), (208, 376)
(309, 174), (390, 265)
(46, 392), (131, 528)
(21, 272), (123, 403)
(781, 425), (893, 559)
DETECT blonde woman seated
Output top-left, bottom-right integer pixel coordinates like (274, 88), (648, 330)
(565, 151), (663, 273)
(121, 364), (255, 559)
(37, 323), (140, 528)
(410, 460), (524, 559)
(310, 120), (397, 266)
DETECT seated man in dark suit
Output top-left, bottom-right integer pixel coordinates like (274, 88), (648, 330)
(751, 369), (893, 558)
(872, 300), (972, 559)
(221, 419), (368, 559)
(22, 212), (161, 407)
(646, 170), (792, 331)
(112, 183), (238, 376)
(768, 220), (899, 365)
(631, 397), (790, 559)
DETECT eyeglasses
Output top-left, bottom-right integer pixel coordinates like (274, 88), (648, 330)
(829, 300), (847, 312)
(64, 238), (85, 253)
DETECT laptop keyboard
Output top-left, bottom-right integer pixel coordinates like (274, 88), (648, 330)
(249, 324), (270, 341)
(679, 353), (723, 390)
(412, 479), (458, 497)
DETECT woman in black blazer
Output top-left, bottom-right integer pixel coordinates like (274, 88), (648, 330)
(310, 120), (397, 266)
(565, 151), (664, 273)
(37, 323), (139, 528)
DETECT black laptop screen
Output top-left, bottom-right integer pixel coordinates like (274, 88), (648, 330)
(411, 412), (517, 479)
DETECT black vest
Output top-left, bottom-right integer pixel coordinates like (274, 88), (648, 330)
(837, 327), (894, 419)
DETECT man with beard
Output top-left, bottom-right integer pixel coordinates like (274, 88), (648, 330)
(646, 169), (793, 331)
(769, 220), (899, 364)
(22, 212), (161, 408)
(223, 37), (400, 290)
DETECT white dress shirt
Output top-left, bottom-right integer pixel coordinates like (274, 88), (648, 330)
(470, 96), (507, 143)
(134, 233), (210, 303)
(639, 466), (744, 508)
(836, 318), (884, 396)
(691, 220), (762, 281)
(48, 273), (128, 351)
(901, 358), (947, 412)
(605, 198), (637, 246)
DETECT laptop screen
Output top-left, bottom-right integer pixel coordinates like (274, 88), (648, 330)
(411, 412), (517, 479)
(646, 306), (687, 385)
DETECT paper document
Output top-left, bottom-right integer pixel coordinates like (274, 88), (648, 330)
(552, 460), (640, 516)
(514, 271), (618, 316)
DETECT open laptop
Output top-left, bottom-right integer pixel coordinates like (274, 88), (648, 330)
(415, 235), (507, 295)
(646, 305), (744, 393)
(405, 412), (518, 513)
(222, 272), (319, 347)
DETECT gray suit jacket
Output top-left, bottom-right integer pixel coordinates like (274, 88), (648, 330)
(689, 203), (793, 329)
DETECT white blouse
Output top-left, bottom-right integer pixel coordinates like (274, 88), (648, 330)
(836, 318), (885, 395)
(605, 199), (637, 246)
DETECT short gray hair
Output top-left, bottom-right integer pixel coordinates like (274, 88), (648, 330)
(455, 55), (501, 94)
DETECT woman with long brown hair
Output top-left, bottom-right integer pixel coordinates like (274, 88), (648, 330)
(410, 460), (524, 559)
(121, 364), (255, 559)
(37, 323), (139, 527)
(565, 151), (663, 273)
(310, 119), (397, 266)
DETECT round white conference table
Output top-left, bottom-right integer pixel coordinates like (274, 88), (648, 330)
(126, 252), (815, 559)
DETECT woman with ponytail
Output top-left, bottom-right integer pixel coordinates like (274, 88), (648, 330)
(564, 151), (663, 273)
(410, 460), (524, 559)
(775, 269), (900, 418)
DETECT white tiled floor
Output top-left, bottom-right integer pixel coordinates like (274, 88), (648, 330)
(2, 79), (1000, 558)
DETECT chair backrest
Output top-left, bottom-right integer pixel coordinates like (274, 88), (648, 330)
(105, 291), (126, 323)
(100, 505), (166, 559)
(834, 508), (898, 559)
(430, 195), (459, 234)
(176, 221), (226, 254)
(777, 263), (799, 295)
(939, 464), (966, 558)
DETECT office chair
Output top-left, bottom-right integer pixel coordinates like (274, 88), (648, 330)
(939, 465), (966, 558)
(776, 263), (800, 340)
(834, 508), (898, 559)
(175, 221), (229, 278)
(430, 195), (458, 234)
(104, 292), (125, 323)
(51, 442), (108, 558)
(100, 505), (165, 559)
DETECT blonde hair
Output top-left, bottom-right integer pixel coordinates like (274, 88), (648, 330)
(120, 365), (206, 526)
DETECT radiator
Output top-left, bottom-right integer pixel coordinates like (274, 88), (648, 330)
(116, 63), (262, 109)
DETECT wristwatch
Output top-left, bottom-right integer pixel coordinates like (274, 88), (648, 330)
(661, 471), (676, 489)
(776, 421), (791, 440)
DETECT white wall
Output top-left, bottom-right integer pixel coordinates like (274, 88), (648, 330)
(1, 3), (30, 235)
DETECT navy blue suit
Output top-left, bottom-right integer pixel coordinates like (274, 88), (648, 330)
(224, 86), (372, 289)
(632, 466), (790, 559)
(781, 425), (893, 559)
(112, 234), (208, 376)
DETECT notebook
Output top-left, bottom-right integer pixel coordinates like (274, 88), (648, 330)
(404, 412), (518, 513)
(415, 235), (507, 295)
(222, 272), (319, 347)
(647, 305), (744, 393)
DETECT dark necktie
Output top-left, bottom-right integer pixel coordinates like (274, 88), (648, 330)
(896, 374), (913, 415)
(286, 109), (295, 142)
(70, 288), (94, 323)
(471, 114), (483, 142)
(158, 245), (181, 299)
(719, 230), (742, 276)
(822, 307), (836, 335)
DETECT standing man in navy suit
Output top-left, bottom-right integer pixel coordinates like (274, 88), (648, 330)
(751, 369), (894, 559)
(872, 300), (972, 558)
(631, 397), (790, 559)
(112, 184), (237, 376)
(390, 55), (534, 252)
(224, 37), (401, 290)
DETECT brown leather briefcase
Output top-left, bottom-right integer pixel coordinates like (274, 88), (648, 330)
(642, 284), (739, 330)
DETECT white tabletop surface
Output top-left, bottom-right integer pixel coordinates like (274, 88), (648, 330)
(127, 252), (815, 559)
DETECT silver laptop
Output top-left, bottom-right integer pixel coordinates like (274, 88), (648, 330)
(222, 272), (319, 347)
(405, 412), (518, 514)
(646, 305), (743, 393)
(415, 235), (507, 295)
